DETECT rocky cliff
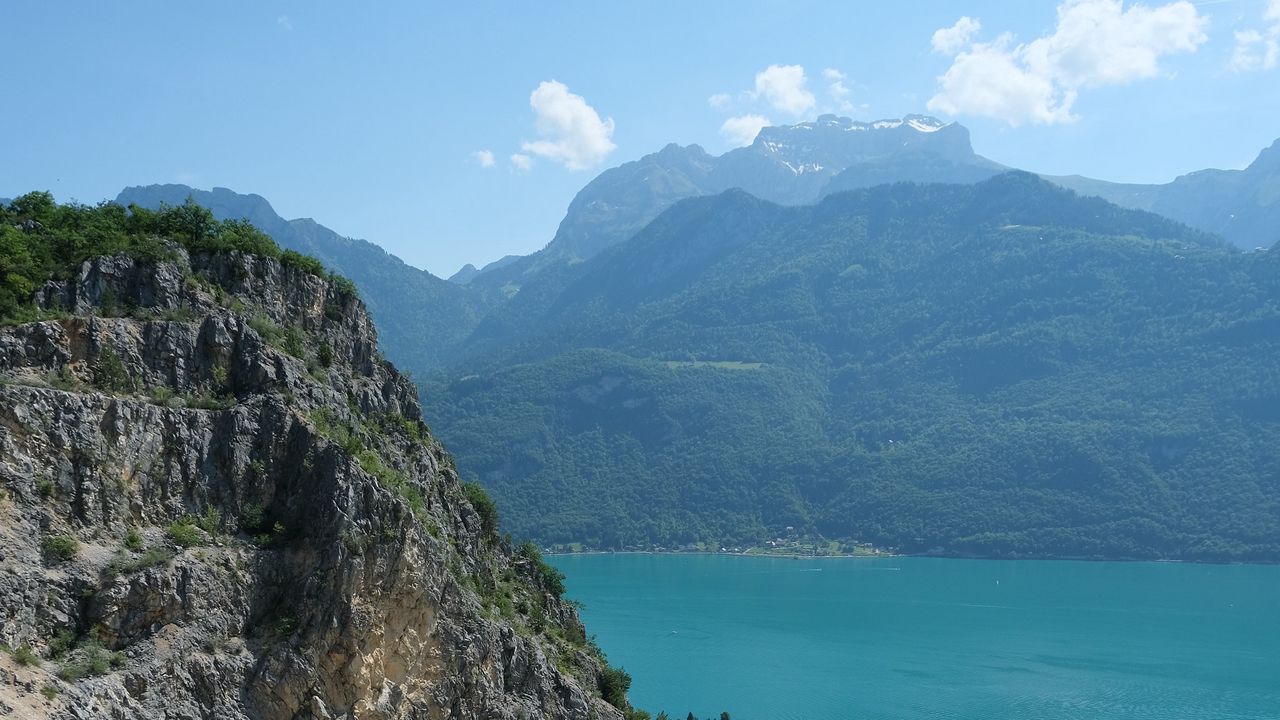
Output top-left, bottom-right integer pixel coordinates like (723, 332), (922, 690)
(0, 246), (629, 719)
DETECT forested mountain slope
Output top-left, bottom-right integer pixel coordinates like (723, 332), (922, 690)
(422, 174), (1280, 561)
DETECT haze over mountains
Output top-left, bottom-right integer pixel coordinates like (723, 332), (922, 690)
(458, 114), (1279, 295)
(116, 114), (1280, 561)
(1050, 139), (1280, 251)
(459, 115), (1006, 292)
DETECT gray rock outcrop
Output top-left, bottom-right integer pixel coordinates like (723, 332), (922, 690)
(0, 248), (626, 720)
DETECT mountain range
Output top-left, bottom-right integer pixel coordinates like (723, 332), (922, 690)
(460, 115), (1006, 293)
(1049, 138), (1280, 250)
(114, 115), (1280, 560)
(459, 114), (1279, 296)
(422, 175), (1279, 560)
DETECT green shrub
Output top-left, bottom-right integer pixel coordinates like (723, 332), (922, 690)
(281, 249), (325, 276)
(12, 644), (38, 666)
(253, 521), (287, 548)
(598, 664), (633, 709)
(464, 482), (499, 538)
(166, 519), (204, 548)
(108, 546), (175, 577)
(159, 305), (193, 322)
(92, 346), (134, 393)
(35, 477), (55, 499)
(46, 365), (79, 391)
(248, 314), (282, 345)
(275, 614), (300, 637)
(123, 528), (142, 551)
(281, 325), (306, 358)
(185, 392), (234, 410)
(40, 684), (58, 700)
(240, 502), (265, 532)
(210, 364), (228, 389)
(356, 450), (425, 514)
(56, 639), (124, 680)
(327, 272), (358, 300)
(42, 535), (79, 562)
(195, 506), (222, 535)
(46, 629), (75, 660)
(148, 386), (174, 405)
(517, 541), (567, 597)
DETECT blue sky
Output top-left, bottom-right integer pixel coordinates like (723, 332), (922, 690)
(3, 1), (1278, 277)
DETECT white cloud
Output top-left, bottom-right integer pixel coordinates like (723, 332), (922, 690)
(276, 15), (293, 31)
(822, 68), (854, 112)
(720, 114), (771, 147)
(927, 0), (1208, 126)
(471, 150), (495, 168)
(509, 153), (533, 172)
(930, 36), (1072, 125)
(932, 17), (981, 54)
(708, 92), (732, 109)
(752, 64), (815, 116)
(1230, 1), (1280, 72)
(519, 80), (616, 170)
(1231, 29), (1278, 70)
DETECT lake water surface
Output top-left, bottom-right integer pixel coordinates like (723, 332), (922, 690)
(548, 554), (1280, 720)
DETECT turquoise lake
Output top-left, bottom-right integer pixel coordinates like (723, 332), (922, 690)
(547, 554), (1280, 720)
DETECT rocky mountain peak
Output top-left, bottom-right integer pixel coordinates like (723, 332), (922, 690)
(748, 113), (976, 169)
(1249, 137), (1280, 171)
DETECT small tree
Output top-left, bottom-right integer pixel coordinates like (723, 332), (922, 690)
(463, 482), (499, 538)
(598, 664), (632, 709)
(93, 345), (134, 392)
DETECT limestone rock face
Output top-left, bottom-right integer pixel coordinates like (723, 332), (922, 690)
(0, 249), (624, 720)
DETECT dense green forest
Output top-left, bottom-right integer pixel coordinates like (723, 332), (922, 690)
(423, 174), (1280, 561)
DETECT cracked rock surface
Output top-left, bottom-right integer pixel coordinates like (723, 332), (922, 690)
(0, 249), (624, 720)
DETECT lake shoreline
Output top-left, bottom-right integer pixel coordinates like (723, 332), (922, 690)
(547, 549), (892, 560)
(545, 549), (1277, 565)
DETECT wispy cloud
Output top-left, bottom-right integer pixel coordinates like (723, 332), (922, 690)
(509, 153), (533, 172)
(822, 68), (854, 112)
(1229, 0), (1280, 72)
(277, 15), (293, 31)
(471, 150), (496, 168)
(931, 17), (981, 55)
(519, 80), (616, 170)
(927, 0), (1208, 126)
